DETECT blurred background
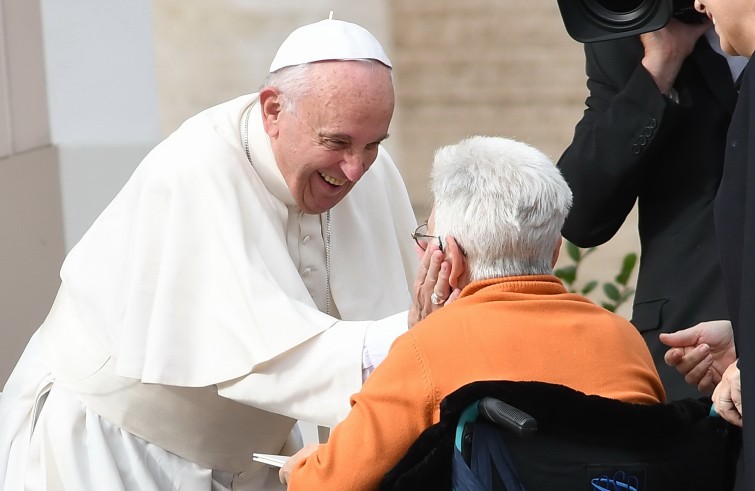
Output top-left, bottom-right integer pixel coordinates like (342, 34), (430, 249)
(0, 0), (641, 386)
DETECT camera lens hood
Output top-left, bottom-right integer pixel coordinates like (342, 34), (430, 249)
(557, 0), (673, 43)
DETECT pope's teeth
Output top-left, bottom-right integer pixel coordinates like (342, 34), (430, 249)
(320, 172), (346, 186)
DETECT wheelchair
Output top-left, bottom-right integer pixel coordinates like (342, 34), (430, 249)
(381, 381), (741, 491)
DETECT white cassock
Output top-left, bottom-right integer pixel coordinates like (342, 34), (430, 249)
(0, 93), (418, 490)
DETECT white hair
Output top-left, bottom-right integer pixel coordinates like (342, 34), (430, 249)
(261, 60), (393, 114)
(431, 135), (573, 281)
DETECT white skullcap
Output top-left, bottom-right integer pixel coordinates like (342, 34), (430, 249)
(269, 18), (392, 73)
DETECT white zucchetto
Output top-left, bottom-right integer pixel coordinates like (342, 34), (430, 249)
(269, 17), (392, 73)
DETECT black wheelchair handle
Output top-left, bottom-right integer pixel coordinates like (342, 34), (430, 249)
(477, 396), (538, 437)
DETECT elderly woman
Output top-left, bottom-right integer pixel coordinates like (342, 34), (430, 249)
(280, 135), (665, 490)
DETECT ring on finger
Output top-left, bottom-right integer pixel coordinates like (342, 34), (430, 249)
(431, 291), (445, 305)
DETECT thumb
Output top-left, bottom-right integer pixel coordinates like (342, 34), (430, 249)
(659, 325), (701, 347)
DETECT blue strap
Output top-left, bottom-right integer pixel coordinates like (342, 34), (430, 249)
(452, 421), (526, 491)
(451, 447), (487, 491)
(471, 422), (526, 491)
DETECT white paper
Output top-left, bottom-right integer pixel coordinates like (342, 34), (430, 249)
(252, 453), (288, 468)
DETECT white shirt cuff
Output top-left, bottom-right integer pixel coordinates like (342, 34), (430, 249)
(361, 311), (409, 382)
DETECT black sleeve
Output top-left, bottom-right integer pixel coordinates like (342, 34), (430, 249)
(557, 38), (681, 247)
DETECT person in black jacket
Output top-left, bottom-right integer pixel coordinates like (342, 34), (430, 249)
(659, 0), (755, 488)
(558, 18), (746, 400)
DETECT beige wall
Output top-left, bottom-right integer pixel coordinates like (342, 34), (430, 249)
(389, 0), (587, 214)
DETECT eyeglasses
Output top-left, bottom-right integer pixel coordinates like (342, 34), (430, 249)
(411, 223), (443, 252)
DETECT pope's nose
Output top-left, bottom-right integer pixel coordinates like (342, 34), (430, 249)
(340, 151), (366, 182)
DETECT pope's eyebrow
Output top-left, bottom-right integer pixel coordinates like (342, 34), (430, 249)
(318, 131), (390, 144)
(368, 133), (390, 146)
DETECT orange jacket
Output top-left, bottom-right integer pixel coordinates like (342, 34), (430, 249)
(289, 275), (666, 490)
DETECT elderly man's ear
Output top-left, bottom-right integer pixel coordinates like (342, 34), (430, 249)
(552, 236), (562, 269)
(444, 235), (562, 289)
(443, 237), (467, 289)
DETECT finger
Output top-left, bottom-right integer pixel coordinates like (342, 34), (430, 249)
(663, 347), (684, 367)
(428, 263), (451, 311)
(675, 344), (710, 375)
(724, 412), (743, 427)
(446, 288), (462, 305)
(682, 352), (714, 387)
(420, 249), (445, 317)
(696, 369), (717, 396)
(411, 249), (437, 327)
(414, 246), (434, 289)
(408, 306), (420, 328)
(413, 246), (439, 314)
(432, 261), (452, 306)
(423, 247), (443, 285)
(414, 240), (428, 259)
(715, 398), (743, 427)
(732, 390), (743, 414)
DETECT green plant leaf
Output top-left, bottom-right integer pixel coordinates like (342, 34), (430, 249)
(566, 241), (581, 262)
(557, 240), (637, 314)
(554, 265), (577, 285)
(615, 253), (638, 285)
(603, 282), (620, 301)
(581, 280), (598, 295)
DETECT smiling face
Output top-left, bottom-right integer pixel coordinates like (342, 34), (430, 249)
(695, 0), (755, 56)
(261, 61), (394, 214)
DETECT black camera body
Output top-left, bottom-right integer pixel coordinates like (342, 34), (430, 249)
(557, 0), (707, 43)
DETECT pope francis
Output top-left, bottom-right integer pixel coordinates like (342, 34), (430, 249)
(0, 16), (421, 491)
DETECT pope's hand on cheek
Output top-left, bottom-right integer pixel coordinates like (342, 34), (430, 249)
(408, 237), (466, 327)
